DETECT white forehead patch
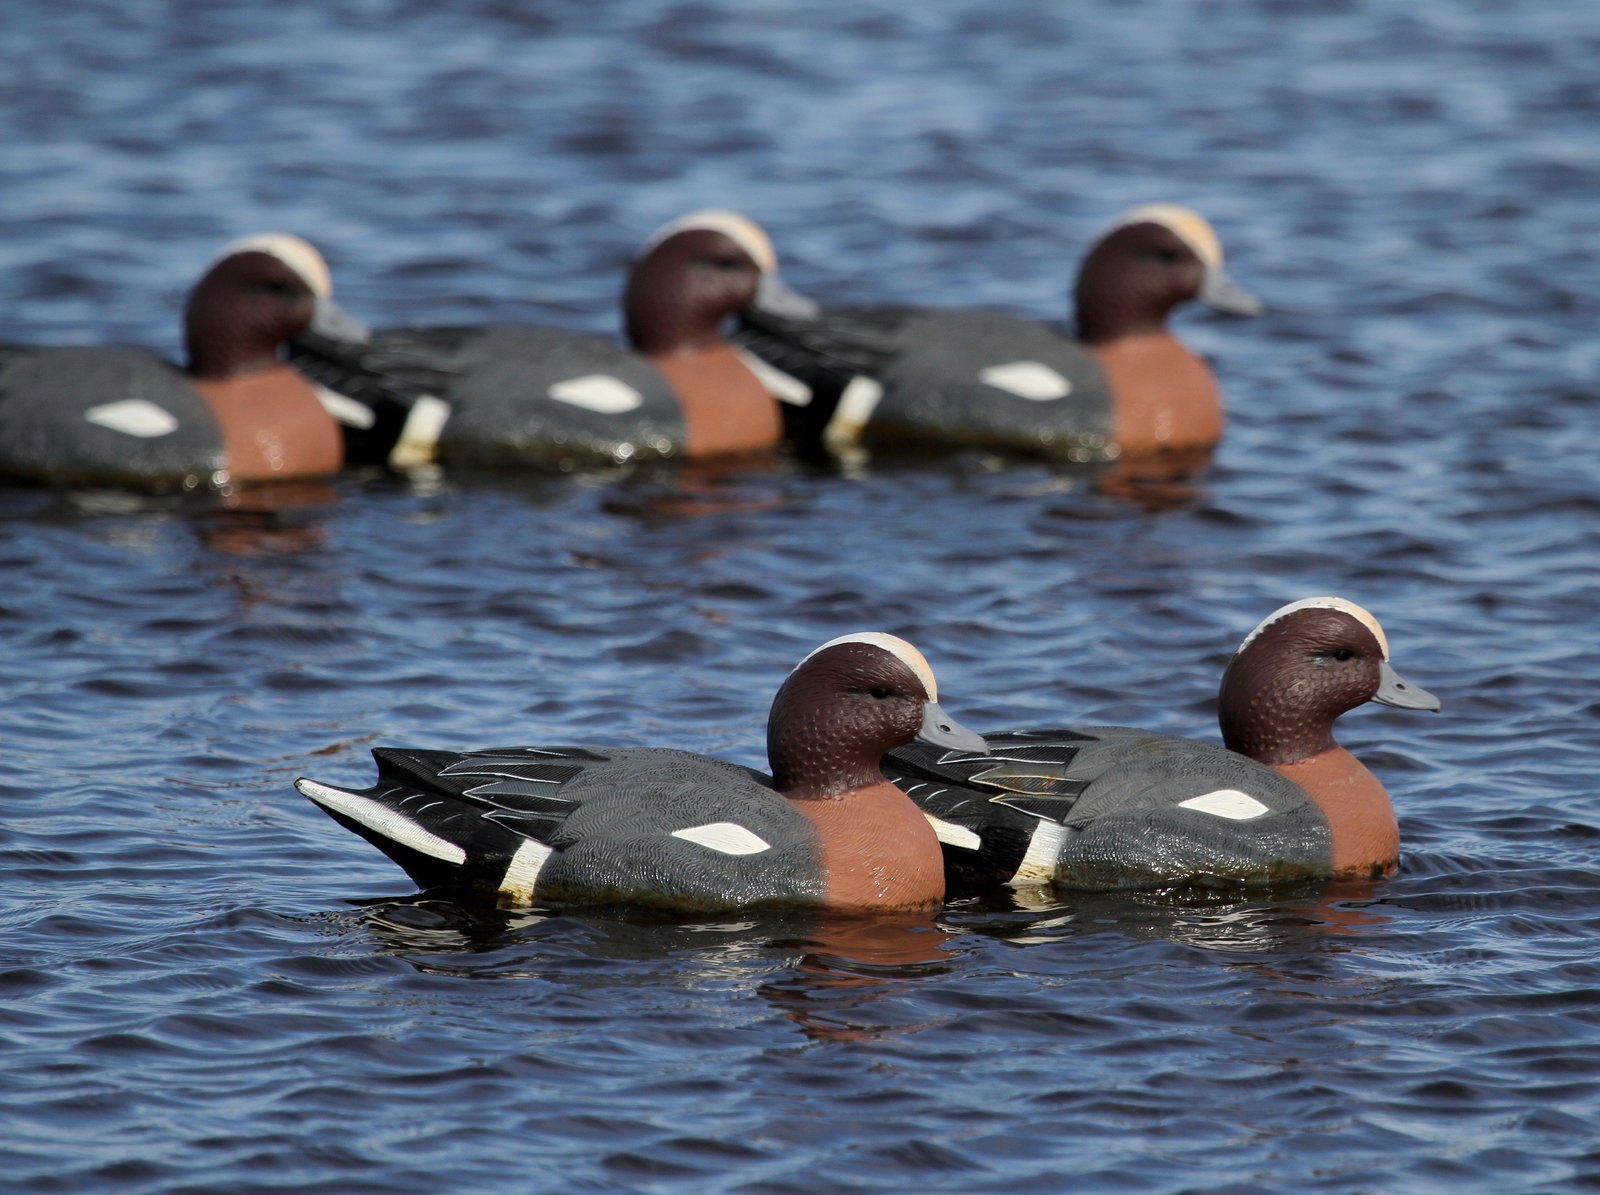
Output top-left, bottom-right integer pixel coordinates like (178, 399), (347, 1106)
(798, 632), (938, 701)
(1236, 596), (1390, 659)
(1104, 204), (1224, 269)
(639, 209), (778, 275)
(212, 233), (334, 298)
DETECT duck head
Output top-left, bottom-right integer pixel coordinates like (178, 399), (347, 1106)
(184, 234), (368, 380)
(625, 210), (814, 356)
(767, 632), (988, 799)
(1074, 204), (1262, 344)
(1218, 597), (1440, 766)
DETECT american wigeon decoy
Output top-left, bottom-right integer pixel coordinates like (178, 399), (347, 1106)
(288, 211), (832, 471)
(884, 598), (1439, 892)
(737, 204), (1262, 461)
(0, 235), (367, 489)
(296, 633), (989, 912)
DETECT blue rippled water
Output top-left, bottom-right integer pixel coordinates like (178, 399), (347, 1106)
(2, 1), (1599, 1191)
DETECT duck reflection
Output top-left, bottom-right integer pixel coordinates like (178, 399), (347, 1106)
(943, 877), (1391, 955)
(349, 897), (956, 1041)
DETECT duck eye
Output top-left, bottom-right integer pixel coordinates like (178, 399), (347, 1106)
(868, 686), (892, 700)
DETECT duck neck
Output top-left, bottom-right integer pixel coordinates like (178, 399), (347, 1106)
(1218, 650), (1336, 767)
(185, 306), (283, 379)
(624, 261), (724, 356)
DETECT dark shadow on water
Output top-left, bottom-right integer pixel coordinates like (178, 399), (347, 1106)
(346, 896), (957, 1042)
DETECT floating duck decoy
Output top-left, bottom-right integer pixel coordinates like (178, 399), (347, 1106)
(297, 633), (989, 912)
(0, 234), (367, 489)
(885, 598), (1438, 892)
(288, 211), (845, 471)
(737, 204), (1261, 461)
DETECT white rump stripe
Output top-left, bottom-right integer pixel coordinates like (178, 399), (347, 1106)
(925, 814), (981, 850)
(85, 400), (179, 438)
(1177, 789), (1271, 821)
(1011, 820), (1069, 885)
(671, 822), (772, 856)
(499, 838), (554, 905)
(978, 361), (1073, 401)
(548, 375), (644, 414)
(296, 779), (466, 863)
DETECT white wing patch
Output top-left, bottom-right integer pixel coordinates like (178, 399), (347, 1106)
(924, 814), (981, 850)
(548, 375), (644, 414)
(312, 384), (376, 429)
(84, 400), (179, 438)
(736, 348), (812, 406)
(670, 822), (772, 856)
(1177, 789), (1271, 821)
(295, 779), (467, 863)
(978, 361), (1073, 401)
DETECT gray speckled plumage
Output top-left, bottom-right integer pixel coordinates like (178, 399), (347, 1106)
(0, 346), (224, 487)
(289, 324), (688, 468)
(886, 727), (1330, 892)
(301, 745), (827, 911)
(739, 306), (1115, 460)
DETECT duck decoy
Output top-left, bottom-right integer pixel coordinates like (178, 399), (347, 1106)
(885, 598), (1438, 892)
(736, 204), (1261, 461)
(288, 211), (844, 471)
(0, 234), (367, 489)
(296, 633), (989, 912)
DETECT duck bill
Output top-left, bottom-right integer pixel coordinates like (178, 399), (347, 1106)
(1200, 268), (1264, 317)
(753, 273), (821, 320)
(1372, 660), (1441, 711)
(309, 295), (372, 344)
(917, 702), (989, 753)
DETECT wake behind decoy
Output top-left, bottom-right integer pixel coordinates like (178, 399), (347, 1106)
(289, 211), (833, 471)
(737, 204), (1261, 462)
(0, 234), (368, 490)
(297, 633), (988, 913)
(887, 598), (1438, 892)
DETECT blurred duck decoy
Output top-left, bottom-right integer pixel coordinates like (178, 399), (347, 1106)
(288, 211), (845, 471)
(296, 633), (989, 913)
(884, 598), (1438, 892)
(0, 234), (367, 489)
(736, 204), (1262, 461)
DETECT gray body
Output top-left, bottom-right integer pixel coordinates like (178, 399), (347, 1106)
(0, 346), (224, 487)
(289, 324), (690, 468)
(886, 727), (1333, 892)
(302, 745), (828, 911)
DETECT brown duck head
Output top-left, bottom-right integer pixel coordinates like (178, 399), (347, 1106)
(624, 210), (813, 357)
(767, 632), (988, 799)
(1074, 204), (1261, 345)
(1218, 597), (1440, 766)
(184, 234), (367, 380)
